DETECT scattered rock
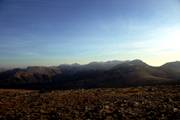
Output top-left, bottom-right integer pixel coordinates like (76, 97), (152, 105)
(173, 107), (178, 112)
(0, 85), (180, 120)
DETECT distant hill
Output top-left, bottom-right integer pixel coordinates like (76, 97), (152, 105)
(0, 60), (179, 89)
(0, 68), (8, 73)
(161, 61), (180, 72)
(160, 61), (180, 80)
(58, 60), (125, 74)
(0, 67), (61, 84)
(104, 60), (172, 86)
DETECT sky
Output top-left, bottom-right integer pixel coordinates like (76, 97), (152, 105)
(0, 0), (180, 68)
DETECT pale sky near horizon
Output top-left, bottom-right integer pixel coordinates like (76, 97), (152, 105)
(0, 0), (180, 68)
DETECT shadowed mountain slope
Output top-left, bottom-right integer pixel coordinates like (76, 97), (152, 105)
(161, 61), (180, 72)
(0, 60), (179, 89)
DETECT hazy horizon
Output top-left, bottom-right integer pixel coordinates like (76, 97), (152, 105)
(0, 0), (180, 68)
(1, 59), (180, 69)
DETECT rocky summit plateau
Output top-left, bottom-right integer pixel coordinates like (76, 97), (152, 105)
(0, 85), (180, 120)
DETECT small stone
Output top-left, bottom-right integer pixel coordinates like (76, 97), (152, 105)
(134, 102), (139, 107)
(123, 100), (127, 103)
(173, 108), (178, 112)
(164, 98), (173, 102)
(104, 105), (109, 109)
(121, 104), (124, 107)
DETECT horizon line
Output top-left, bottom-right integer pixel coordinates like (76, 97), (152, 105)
(1, 59), (180, 70)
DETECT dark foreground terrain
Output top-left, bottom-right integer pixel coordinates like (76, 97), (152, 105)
(0, 85), (180, 120)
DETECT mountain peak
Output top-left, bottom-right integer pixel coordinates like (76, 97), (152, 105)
(131, 59), (145, 63)
(161, 61), (180, 72)
(162, 61), (180, 66)
(126, 59), (147, 66)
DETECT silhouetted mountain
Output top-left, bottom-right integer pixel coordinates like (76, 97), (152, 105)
(0, 60), (179, 89)
(0, 67), (61, 84)
(0, 68), (7, 73)
(105, 60), (172, 86)
(161, 61), (180, 72)
(85, 60), (125, 70)
(62, 59), (173, 88)
(160, 61), (180, 80)
(58, 60), (125, 74)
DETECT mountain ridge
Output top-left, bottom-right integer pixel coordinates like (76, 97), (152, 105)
(0, 59), (180, 89)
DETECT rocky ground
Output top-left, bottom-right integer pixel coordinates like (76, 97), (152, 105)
(0, 85), (180, 120)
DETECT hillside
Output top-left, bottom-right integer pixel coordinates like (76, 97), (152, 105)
(0, 68), (7, 73)
(0, 60), (180, 89)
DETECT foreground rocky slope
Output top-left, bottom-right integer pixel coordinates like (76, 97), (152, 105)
(0, 85), (180, 120)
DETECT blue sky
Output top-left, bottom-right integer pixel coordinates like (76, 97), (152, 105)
(0, 0), (180, 68)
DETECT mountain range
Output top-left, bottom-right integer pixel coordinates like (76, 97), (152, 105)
(0, 59), (180, 89)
